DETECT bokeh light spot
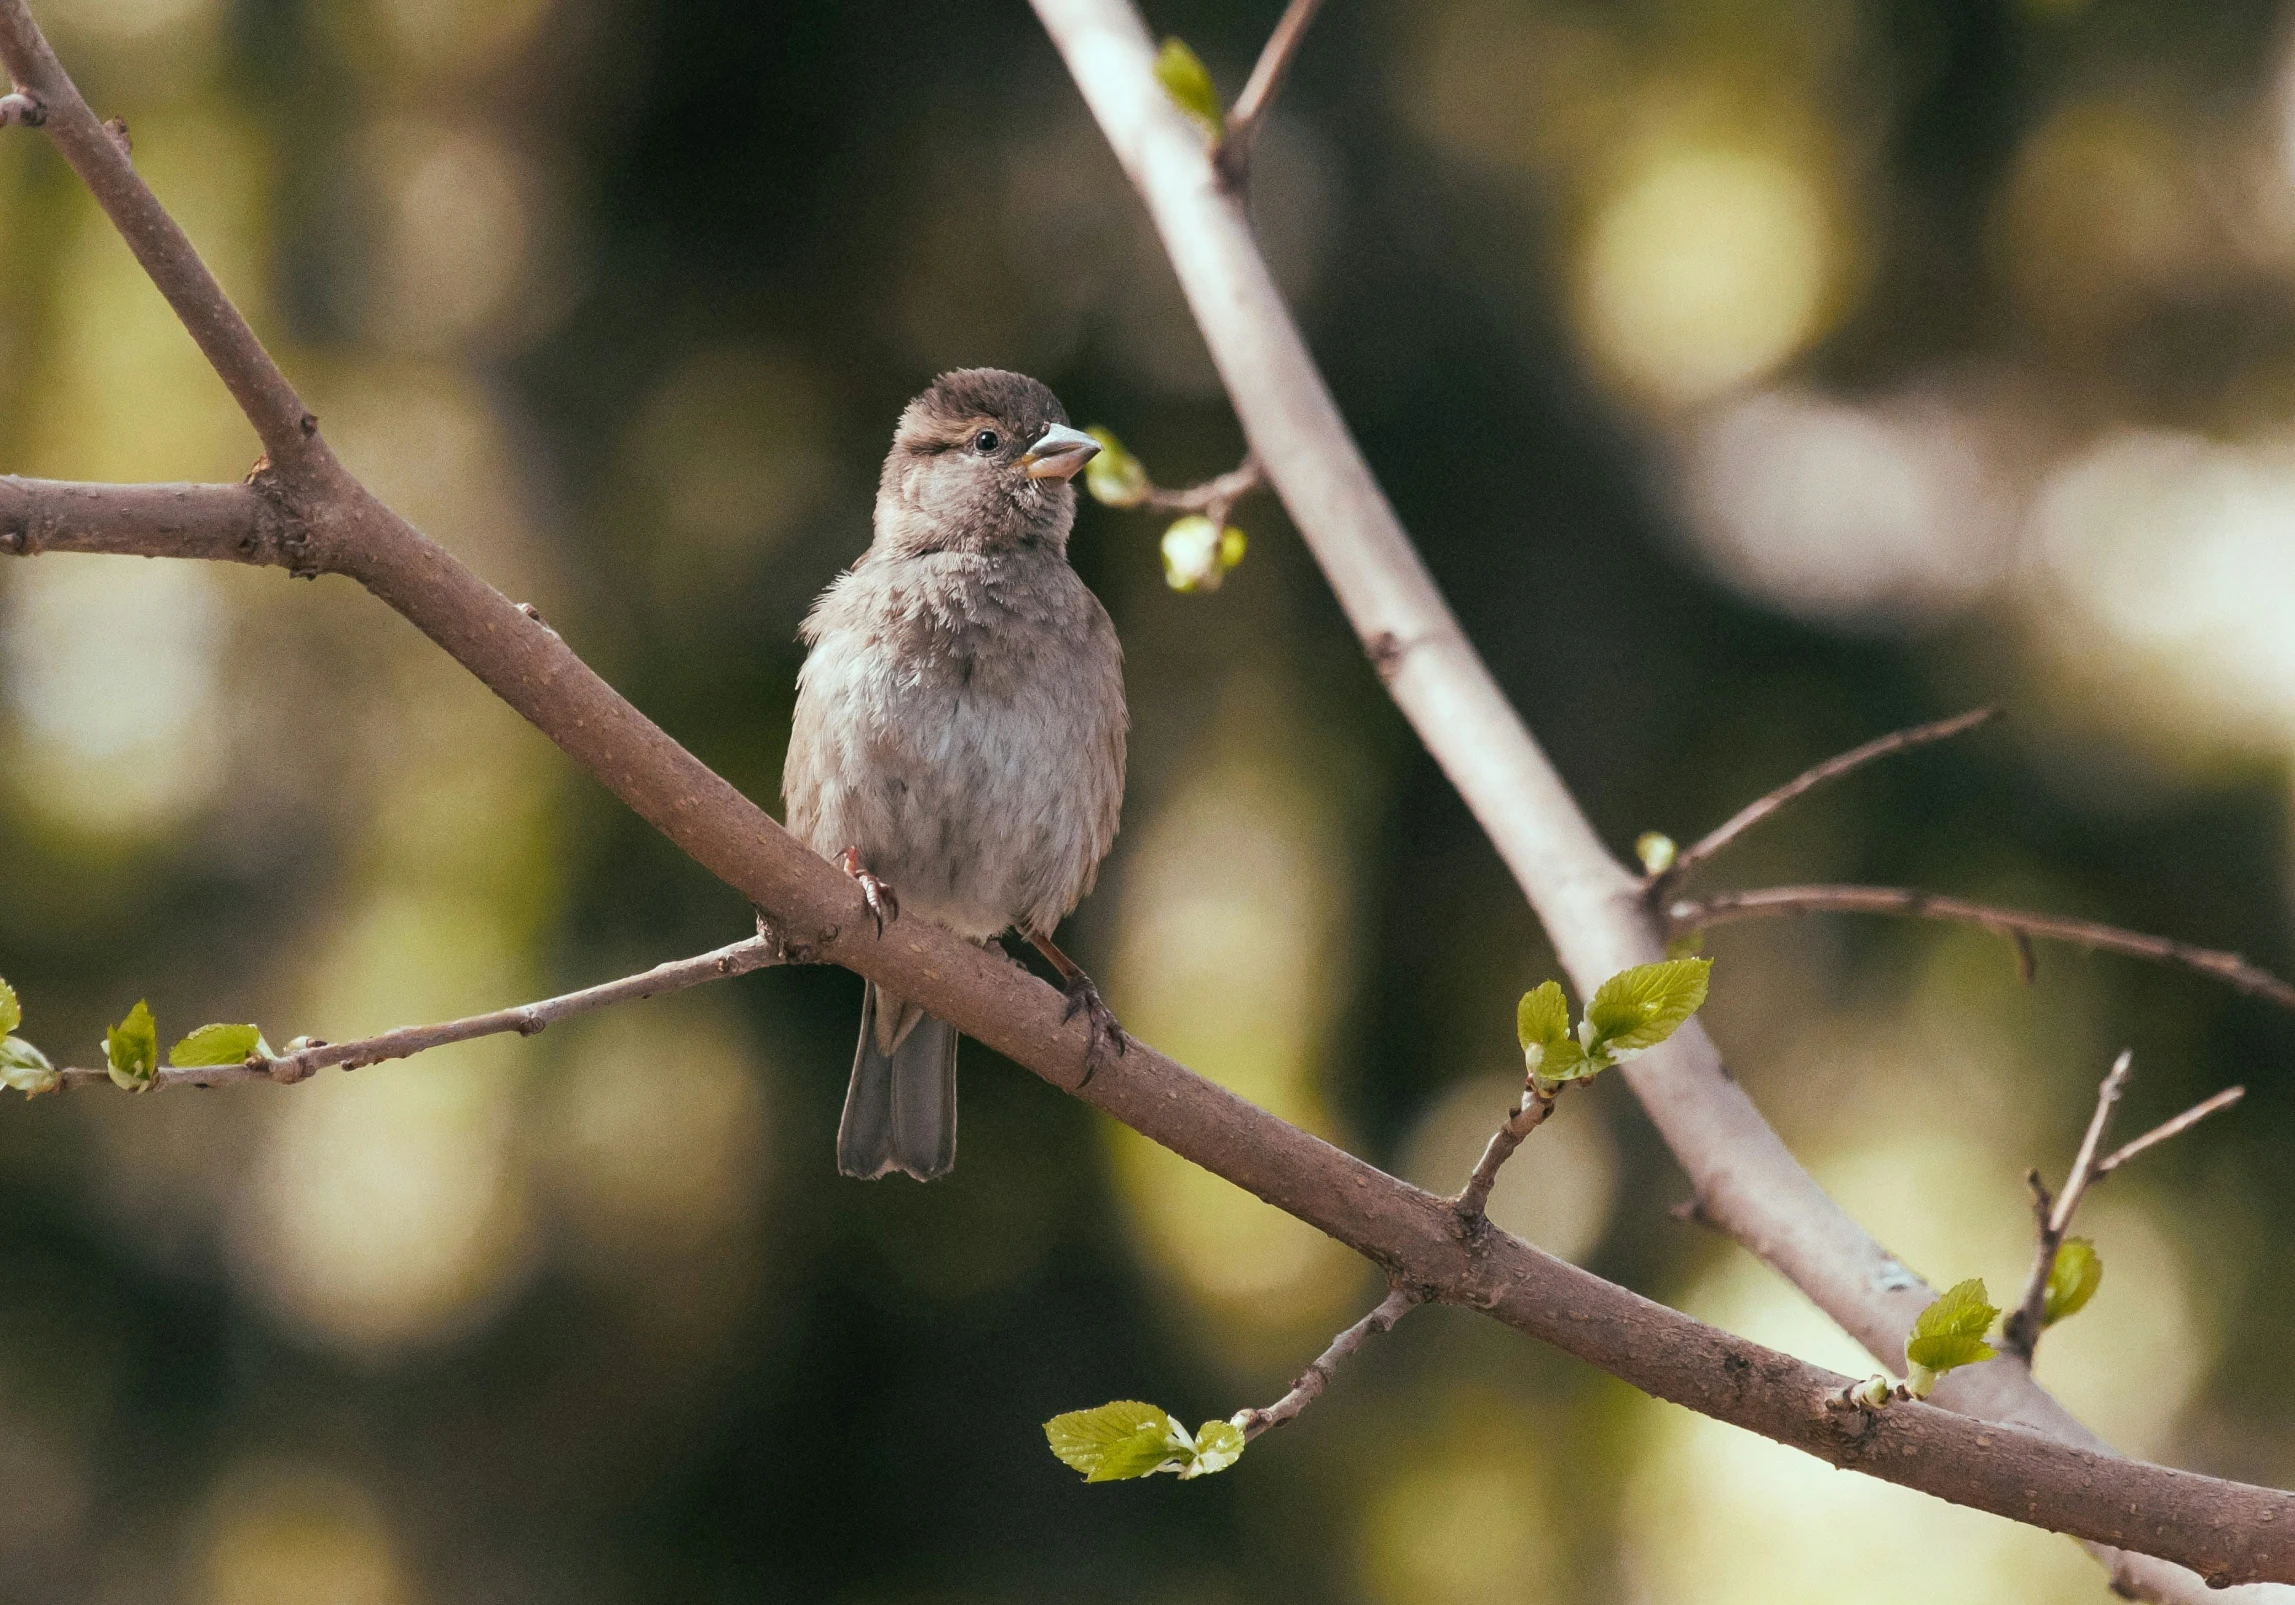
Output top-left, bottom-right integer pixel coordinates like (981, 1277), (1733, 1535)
(1578, 143), (1833, 407)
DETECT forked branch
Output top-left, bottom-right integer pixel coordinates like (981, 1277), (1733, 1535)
(2004, 1054), (2243, 1362)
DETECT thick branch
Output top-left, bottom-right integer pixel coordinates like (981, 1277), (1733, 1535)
(45, 934), (783, 1091)
(1212, 0), (1323, 188)
(1028, 5), (2278, 1597)
(0, 475), (301, 566)
(1670, 885), (2295, 1013)
(1655, 707), (1999, 894)
(1236, 1283), (1420, 1441)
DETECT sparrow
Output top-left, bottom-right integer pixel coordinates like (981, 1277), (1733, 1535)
(782, 369), (1129, 1181)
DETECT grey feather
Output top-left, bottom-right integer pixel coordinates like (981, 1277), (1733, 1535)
(838, 982), (959, 1181)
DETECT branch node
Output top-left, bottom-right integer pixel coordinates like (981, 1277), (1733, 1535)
(0, 89), (43, 126)
(101, 114), (128, 155)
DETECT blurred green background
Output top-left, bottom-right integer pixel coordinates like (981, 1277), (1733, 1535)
(3, 0), (2294, 1599)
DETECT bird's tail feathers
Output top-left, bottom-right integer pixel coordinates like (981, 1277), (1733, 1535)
(839, 982), (958, 1181)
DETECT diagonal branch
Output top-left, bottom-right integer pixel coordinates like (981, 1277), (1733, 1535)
(1652, 707), (1999, 895)
(1453, 1080), (1564, 1222)
(1212, 0), (1324, 188)
(1668, 885), (2295, 1013)
(1235, 1282), (1420, 1441)
(41, 933), (784, 1093)
(1026, 5), (2279, 1598)
(7, 1), (2293, 1592)
(2098, 1086), (2244, 1177)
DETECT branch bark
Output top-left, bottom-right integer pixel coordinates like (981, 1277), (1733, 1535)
(1025, 3), (2284, 1598)
(1670, 885), (2295, 1012)
(5, 0), (2289, 1592)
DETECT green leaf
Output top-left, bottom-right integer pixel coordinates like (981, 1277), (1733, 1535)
(1516, 981), (1570, 1053)
(1584, 957), (1711, 1056)
(1045, 1401), (1185, 1482)
(0, 1037), (58, 1096)
(1179, 1419), (1245, 1478)
(2043, 1238), (2102, 1327)
(1154, 38), (1223, 136)
(1905, 1277), (1999, 1377)
(104, 1000), (158, 1092)
(0, 976), (19, 1037)
(1083, 427), (1150, 508)
(1532, 1036), (1593, 1085)
(168, 1022), (265, 1068)
(1636, 831), (1678, 875)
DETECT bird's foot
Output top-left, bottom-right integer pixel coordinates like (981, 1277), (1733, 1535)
(1059, 971), (1126, 1086)
(838, 848), (899, 935)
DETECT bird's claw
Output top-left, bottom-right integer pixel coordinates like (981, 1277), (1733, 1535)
(838, 848), (899, 936)
(1060, 974), (1126, 1085)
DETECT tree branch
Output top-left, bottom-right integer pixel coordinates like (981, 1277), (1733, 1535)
(1652, 707), (1999, 895)
(2098, 1087), (2244, 1178)
(2004, 1050), (2132, 1361)
(42, 933), (784, 1091)
(1137, 451), (1262, 527)
(1027, 4), (2282, 1597)
(1668, 884), (2295, 1013)
(2004, 1059), (2244, 1364)
(1212, 0), (1323, 188)
(1452, 1081), (1563, 1223)
(1235, 1283), (1420, 1441)
(5, 1), (2289, 1592)
(0, 475), (303, 567)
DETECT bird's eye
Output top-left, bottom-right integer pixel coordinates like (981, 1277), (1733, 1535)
(973, 430), (1000, 454)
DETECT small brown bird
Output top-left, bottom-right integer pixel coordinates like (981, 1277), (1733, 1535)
(783, 370), (1128, 1180)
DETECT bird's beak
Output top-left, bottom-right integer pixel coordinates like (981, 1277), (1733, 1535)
(1021, 423), (1101, 481)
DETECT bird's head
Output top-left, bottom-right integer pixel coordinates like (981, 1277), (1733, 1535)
(875, 368), (1101, 558)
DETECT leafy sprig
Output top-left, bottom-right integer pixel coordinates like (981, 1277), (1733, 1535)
(1044, 1401), (1245, 1482)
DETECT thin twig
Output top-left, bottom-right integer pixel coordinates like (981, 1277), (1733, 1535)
(45, 934), (782, 1092)
(2097, 1087), (2244, 1177)
(1653, 707), (1998, 896)
(1235, 1283), (1420, 1441)
(1668, 885), (2295, 1013)
(1136, 452), (1263, 528)
(1453, 1082), (1562, 1222)
(1213, 0), (1324, 188)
